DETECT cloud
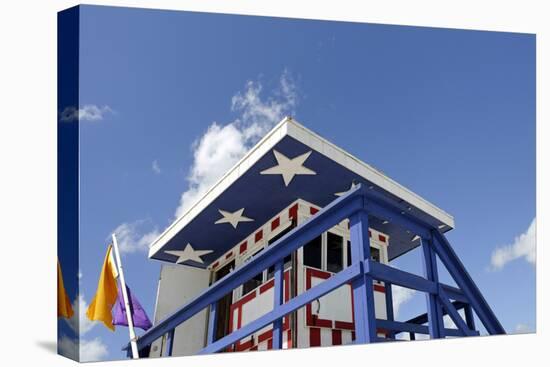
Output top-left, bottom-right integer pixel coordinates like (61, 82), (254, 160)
(60, 104), (113, 122)
(514, 323), (534, 334)
(65, 294), (96, 336)
(490, 218), (536, 270)
(152, 160), (161, 174)
(392, 285), (416, 318)
(113, 219), (161, 254)
(58, 335), (109, 362)
(175, 70), (298, 218)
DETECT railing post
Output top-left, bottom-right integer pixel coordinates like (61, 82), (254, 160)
(207, 302), (218, 345)
(421, 236), (444, 339)
(349, 210), (377, 343)
(164, 329), (175, 357)
(464, 304), (476, 331)
(385, 282), (395, 339)
(272, 260), (285, 349)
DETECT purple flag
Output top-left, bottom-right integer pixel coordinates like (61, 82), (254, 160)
(113, 282), (153, 331)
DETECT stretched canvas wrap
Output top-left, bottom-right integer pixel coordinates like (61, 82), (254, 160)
(57, 5), (536, 362)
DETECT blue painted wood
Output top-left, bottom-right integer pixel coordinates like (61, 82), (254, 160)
(421, 237), (444, 339)
(130, 184), (502, 354)
(349, 210), (377, 344)
(134, 188), (364, 351)
(206, 302), (218, 345)
(405, 300), (467, 325)
(432, 230), (506, 335)
(363, 199), (431, 240)
(438, 287), (477, 336)
(272, 260), (284, 349)
(440, 284), (468, 303)
(198, 263), (363, 354)
(376, 319), (468, 338)
(384, 282), (395, 339)
(367, 260), (437, 294)
(464, 304), (476, 330)
(164, 329), (174, 357)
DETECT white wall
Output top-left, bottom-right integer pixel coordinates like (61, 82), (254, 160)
(149, 264), (211, 357)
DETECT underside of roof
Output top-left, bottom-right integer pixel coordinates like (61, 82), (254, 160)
(148, 117), (454, 267)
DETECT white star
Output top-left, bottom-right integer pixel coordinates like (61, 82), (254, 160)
(335, 182), (358, 197)
(260, 150), (316, 186)
(164, 243), (213, 264)
(214, 208), (254, 228)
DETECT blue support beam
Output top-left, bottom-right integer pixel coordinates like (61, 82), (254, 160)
(384, 282), (395, 339)
(272, 260), (284, 349)
(464, 304), (476, 330)
(421, 237), (445, 339)
(438, 286), (477, 336)
(198, 263), (363, 354)
(349, 210), (377, 344)
(206, 302), (218, 346)
(164, 329), (174, 357)
(376, 319), (470, 338)
(431, 230), (506, 335)
(366, 260), (437, 294)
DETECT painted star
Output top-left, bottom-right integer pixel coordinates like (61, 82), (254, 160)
(215, 208), (254, 229)
(164, 243), (213, 264)
(260, 150), (316, 186)
(335, 182), (358, 197)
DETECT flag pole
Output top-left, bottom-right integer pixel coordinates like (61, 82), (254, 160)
(112, 233), (140, 359)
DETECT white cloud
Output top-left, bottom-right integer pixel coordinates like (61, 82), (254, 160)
(174, 71), (298, 218)
(514, 323), (534, 334)
(60, 104), (113, 122)
(113, 219), (161, 254)
(392, 285), (416, 318)
(58, 335), (109, 362)
(152, 159), (161, 174)
(65, 294), (96, 336)
(490, 218), (536, 270)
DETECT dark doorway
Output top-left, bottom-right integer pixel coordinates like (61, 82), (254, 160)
(213, 260), (234, 341)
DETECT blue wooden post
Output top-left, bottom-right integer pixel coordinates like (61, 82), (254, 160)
(207, 302), (218, 345)
(464, 304), (476, 331)
(272, 259), (284, 349)
(349, 210), (377, 343)
(421, 237), (444, 339)
(385, 282), (395, 339)
(164, 329), (175, 357)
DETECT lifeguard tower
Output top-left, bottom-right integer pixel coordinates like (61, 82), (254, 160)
(130, 117), (505, 357)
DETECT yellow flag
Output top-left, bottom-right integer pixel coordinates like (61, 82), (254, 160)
(86, 245), (119, 331)
(57, 259), (74, 319)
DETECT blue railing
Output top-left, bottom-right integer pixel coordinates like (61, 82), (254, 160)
(129, 184), (504, 357)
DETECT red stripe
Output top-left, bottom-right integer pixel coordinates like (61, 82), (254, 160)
(378, 234), (386, 243)
(310, 207), (319, 215)
(374, 284), (386, 293)
(255, 230), (263, 242)
(267, 339), (273, 350)
(239, 241), (247, 254)
(271, 217), (280, 230)
(288, 203), (298, 220)
(309, 327), (321, 347)
(332, 329), (342, 345)
(212, 261), (219, 269)
(225, 252), (233, 259)
(287, 330), (292, 348)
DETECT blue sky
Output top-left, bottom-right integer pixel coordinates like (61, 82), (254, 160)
(58, 5), (535, 361)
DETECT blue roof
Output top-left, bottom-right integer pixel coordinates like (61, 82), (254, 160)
(149, 118), (454, 267)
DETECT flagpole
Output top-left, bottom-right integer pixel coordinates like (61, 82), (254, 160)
(112, 233), (140, 359)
